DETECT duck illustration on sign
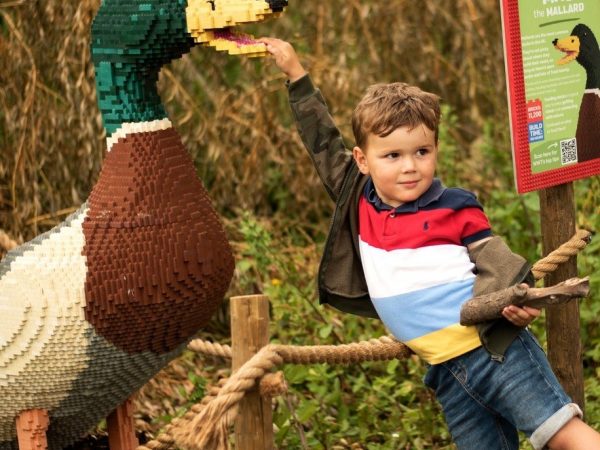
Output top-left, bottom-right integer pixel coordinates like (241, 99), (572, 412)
(553, 23), (600, 163)
(0, 1), (287, 449)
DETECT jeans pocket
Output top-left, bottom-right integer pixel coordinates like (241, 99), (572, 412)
(445, 360), (468, 385)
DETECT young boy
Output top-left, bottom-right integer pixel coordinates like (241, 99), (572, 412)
(259, 37), (600, 450)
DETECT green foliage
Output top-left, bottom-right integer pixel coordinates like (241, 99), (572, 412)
(186, 371), (207, 404)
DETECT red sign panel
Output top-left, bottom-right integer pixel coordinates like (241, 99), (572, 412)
(500, 0), (600, 193)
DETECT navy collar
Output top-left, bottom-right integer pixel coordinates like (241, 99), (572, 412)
(364, 178), (446, 213)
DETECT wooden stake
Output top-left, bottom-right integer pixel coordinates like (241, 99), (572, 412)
(15, 409), (49, 450)
(107, 396), (138, 450)
(539, 183), (584, 409)
(231, 295), (273, 450)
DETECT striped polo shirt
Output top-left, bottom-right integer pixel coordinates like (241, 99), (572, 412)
(358, 178), (492, 364)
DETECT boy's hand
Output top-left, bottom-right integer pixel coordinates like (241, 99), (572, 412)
(502, 296), (541, 327)
(258, 37), (307, 82)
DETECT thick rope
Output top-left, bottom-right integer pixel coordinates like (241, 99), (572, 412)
(187, 339), (232, 359)
(140, 229), (592, 450)
(141, 337), (410, 450)
(137, 378), (229, 450)
(172, 337), (411, 450)
(0, 230), (18, 252)
(531, 229), (591, 280)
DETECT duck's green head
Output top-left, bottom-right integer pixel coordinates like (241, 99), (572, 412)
(92, 0), (287, 135)
(92, 0), (287, 63)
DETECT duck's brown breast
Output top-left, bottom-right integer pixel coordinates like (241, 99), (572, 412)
(82, 127), (234, 354)
(576, 91), (600, 163)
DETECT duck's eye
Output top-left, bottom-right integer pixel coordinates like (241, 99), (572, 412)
(207, 0), (216, 11)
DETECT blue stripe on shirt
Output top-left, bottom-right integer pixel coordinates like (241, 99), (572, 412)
(371, 278), (475, 342)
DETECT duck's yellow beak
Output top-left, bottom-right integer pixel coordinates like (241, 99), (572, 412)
(186, 0), (286, 57)
(553, 35), (580, 65)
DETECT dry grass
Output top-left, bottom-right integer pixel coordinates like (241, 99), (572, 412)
(0, 0), (103, 242)
(0, 0), (508, 243)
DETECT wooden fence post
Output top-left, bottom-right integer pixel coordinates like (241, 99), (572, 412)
(539, 183), (584, 409)
(230, 295), (274, 450)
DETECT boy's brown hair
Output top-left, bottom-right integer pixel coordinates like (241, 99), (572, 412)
(351, 82), (441, 149)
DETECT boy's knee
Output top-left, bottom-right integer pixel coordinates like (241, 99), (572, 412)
(547, 418), (574, 449)
(547, 417), (600, 450)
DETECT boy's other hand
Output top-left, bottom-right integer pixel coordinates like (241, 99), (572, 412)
(258, 37), (307, 82)
(502, 299), (541, 328)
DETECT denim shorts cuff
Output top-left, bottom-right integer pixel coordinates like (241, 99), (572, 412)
(529, 403), (583, 450)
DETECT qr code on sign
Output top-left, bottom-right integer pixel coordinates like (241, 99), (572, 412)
(560, 138), (577, 165)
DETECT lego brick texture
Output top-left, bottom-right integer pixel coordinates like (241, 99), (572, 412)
(575, 92), (600, 162)
(91, 0), (195, 134)
(0, 1), (289, 447)
(15, 410), (49, 450)
(0, 124), (234, 450)
(92, 0), (288, 133)
(83, 126), (234, 354)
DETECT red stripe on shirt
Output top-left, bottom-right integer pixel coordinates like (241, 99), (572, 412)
(358, 197), (491, 251)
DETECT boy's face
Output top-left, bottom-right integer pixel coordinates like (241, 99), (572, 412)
(353, 125), (438, 208)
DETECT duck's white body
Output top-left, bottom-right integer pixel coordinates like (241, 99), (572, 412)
(0, 122), (189, 449)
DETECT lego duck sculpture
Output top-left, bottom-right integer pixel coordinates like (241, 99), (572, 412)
(0, 1), (287, 449)
(554, 23), (600, 162)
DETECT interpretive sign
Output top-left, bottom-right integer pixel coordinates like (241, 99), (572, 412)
(500, 0), (600, 193)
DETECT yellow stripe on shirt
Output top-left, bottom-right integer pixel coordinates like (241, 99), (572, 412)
(405, 324), (482, 365)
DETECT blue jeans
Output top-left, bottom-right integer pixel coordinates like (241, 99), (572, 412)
(423, 330), (582, 450)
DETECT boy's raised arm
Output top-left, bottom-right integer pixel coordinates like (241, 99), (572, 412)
(260, 38), (354, 202)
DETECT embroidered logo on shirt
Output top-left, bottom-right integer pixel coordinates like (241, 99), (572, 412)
(423, 221), (429, 231)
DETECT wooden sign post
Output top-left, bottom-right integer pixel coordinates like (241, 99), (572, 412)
(499, 0), (598, 410)
(539, 183), (584, 409)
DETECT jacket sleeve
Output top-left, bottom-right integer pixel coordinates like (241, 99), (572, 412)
(469, 236), (534, 296)
(287, 74), (354, 202)
(468, 236), (535, 358)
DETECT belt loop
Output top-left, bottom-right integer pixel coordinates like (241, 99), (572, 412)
(491, 354), (505, 363)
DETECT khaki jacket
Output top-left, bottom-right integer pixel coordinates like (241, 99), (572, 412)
(288, 75), (533, 360)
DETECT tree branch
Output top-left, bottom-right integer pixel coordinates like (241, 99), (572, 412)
(460, 277), (590, 326)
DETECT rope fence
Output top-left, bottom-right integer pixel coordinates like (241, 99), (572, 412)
(138, 229), (592, 450)
(531, 229), (592, 280)
(0, 230), (18, 253)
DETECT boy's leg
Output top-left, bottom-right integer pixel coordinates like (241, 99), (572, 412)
(547, 417), (600, 450)
(441, 330), (585, 450)
(424, 363), (519, 450)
